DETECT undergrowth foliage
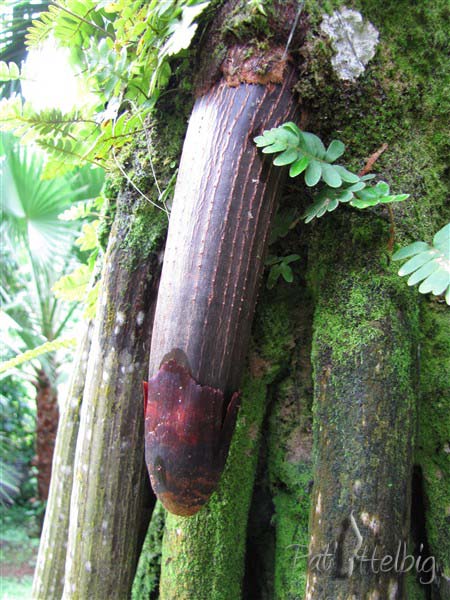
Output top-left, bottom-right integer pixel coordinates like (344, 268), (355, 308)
(0, 0), (211, 178)
(0, 1), (213, 374)
(256, 123), (449, 304)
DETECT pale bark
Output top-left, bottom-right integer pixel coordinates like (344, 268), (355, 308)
(32, 323), (92, 599)
(61, 192), (160, 599)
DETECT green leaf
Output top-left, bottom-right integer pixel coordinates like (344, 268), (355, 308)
(393, 223), (450, 303)
(418, 268), (450, 295)
(333, 165), (360, 183)
(273, 148), (298, 166)
(283, 254), (301, 264)
(280, 122), (301, 137)
(392, 242), (430, 260)
(433, 223), (450, 254)
(407, 260), (439, 286)
(321, 164), (342, 188)
(0, 337), (77, 374)
(262, 141), (288, 154)
(304, 161), (322, 187)
(75, 221), (99, 251)
(301, 132), (326, 159)
(327, 199), (339, 212)
(280, 263), (294, 283)
(379, 194), (409, 204)
(267, 264), (282, 289)
(289, 156), (309, 177)
(325, 139), (345, 162)
(398, 250), (439, 276)
(375, 181), (390, 195)
(52, 264), (92, 302)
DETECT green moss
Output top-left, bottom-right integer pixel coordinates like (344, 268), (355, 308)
(119, 201), (167, 263)
(415, 304), (450, 578)
(268, 377), (313, 600)
(247, 277), (314, 600)
(294, 0), (449, 183)
(252, 292), (297, 383)
(159, 280), (310, 599)
(308, 212), (419, 368)
(222, 0), (274, 41)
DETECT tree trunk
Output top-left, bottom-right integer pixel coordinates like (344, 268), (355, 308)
(33, 323), (92, 599)
(61, 193), (160, 599)
(35, 369), (59, 501)
(413, 302), (450, 598)
(146, 68), (297, 517)
(35, 2), (448, 599)
(159, 375), (268, 599)
(305, 215), (418, 599)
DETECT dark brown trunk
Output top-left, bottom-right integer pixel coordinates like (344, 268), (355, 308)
(146, 61), (299, 516)
(35, 369), (59, 501)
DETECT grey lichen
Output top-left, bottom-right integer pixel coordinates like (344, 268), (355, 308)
(320, 7), (379, 81)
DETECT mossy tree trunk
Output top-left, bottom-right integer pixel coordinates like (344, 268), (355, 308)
(61, 192), (159, 598)
(35, 2), (448, 599)
(136, 1), (449, 599)
(306, 216), (419, 598)
(33, 102), (189, 598)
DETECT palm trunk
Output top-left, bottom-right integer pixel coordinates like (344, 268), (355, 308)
(34, 369), (59, 501)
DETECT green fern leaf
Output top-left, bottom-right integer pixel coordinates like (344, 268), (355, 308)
(0, 338), (77, 374)
(392, 223), (450, 304)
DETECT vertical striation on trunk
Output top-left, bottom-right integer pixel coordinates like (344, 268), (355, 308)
(146, 65), (299, 515)
(32, 323), (92, 599)
(148, 72), (298, 392)
(61, 192), (162, 599)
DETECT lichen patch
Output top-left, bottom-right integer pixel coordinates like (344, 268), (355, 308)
(320, 7), (379, 81)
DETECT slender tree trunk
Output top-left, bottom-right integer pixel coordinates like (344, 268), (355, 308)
(34, 369), (59, 500)
(305, 215), (419, 599)
(61, 191), (161, 599)
(33, 323), (92, 599)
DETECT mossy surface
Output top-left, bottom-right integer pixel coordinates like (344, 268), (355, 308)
(243, 276), (314, 600)
(136, 0), (449, 596)
(415, 304), (450, 581)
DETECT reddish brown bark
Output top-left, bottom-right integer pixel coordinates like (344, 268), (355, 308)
(35, 370), (59, 500)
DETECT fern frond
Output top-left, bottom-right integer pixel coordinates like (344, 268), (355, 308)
(0, 61), (21, 82)
(255, 122), (359, 188)
(0, 337), (77, 374)
(392, 223), (450, 304)
(303, 177), (408, 223)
